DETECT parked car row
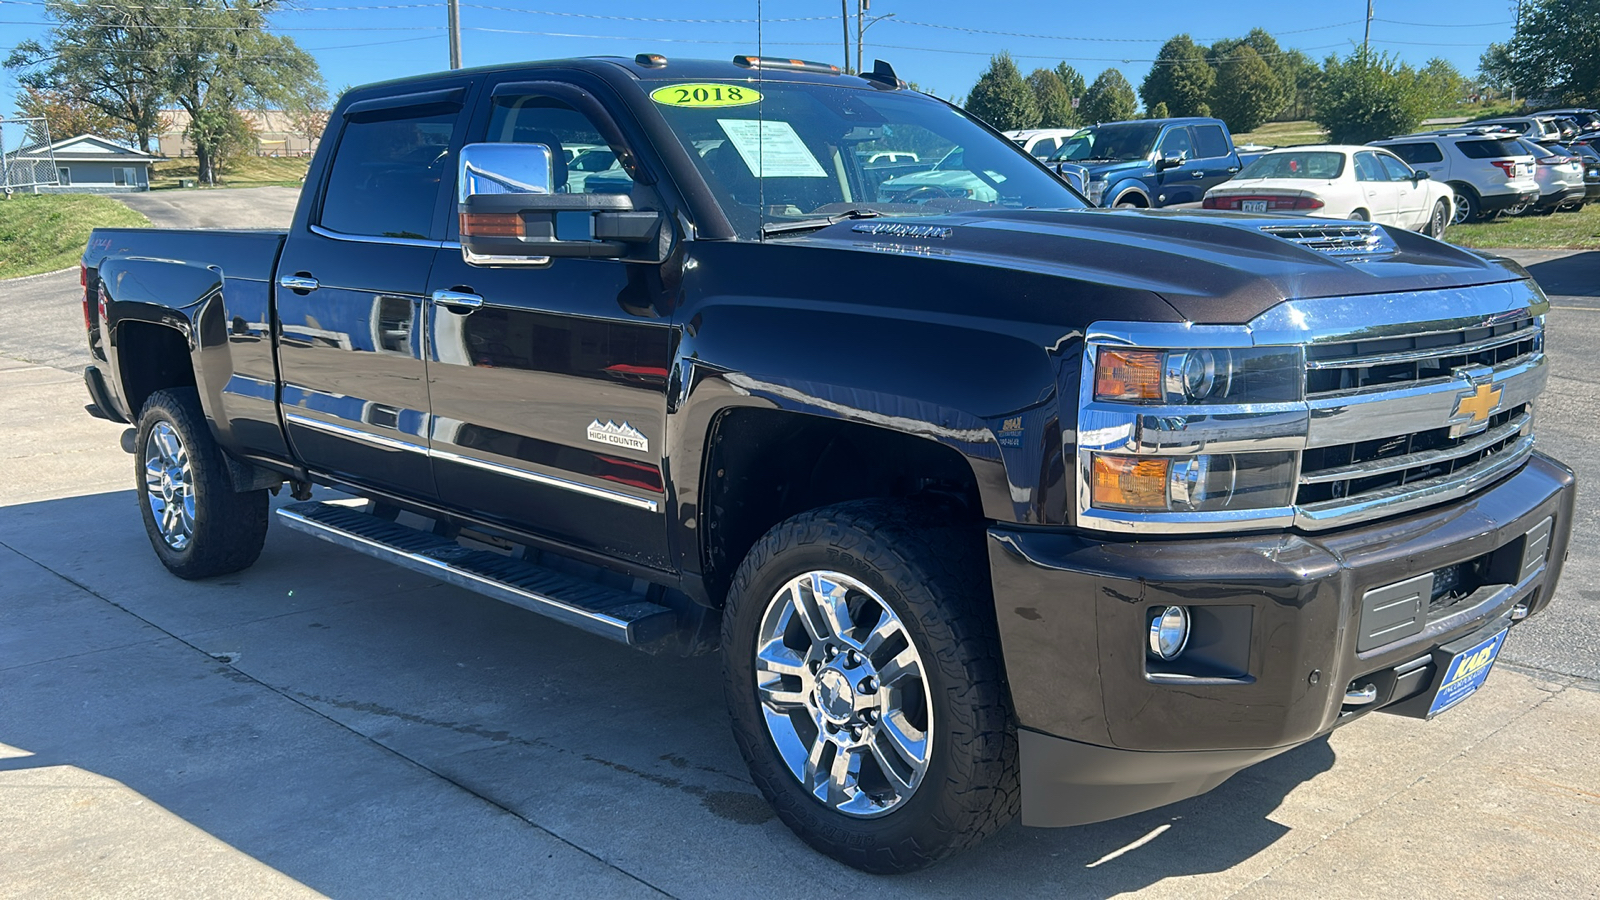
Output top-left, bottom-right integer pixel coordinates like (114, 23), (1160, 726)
(1200, 145), (1455, 237)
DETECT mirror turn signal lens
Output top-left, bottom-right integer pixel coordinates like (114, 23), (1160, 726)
(1094, 349), (1165, 402)
(459, 212), (524, 238)
(1091, 455), (1170, 509)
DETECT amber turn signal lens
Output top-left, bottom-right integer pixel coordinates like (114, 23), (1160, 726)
(1091, 455), (1170, 510)
(459, 212), (524, 238)
(1094, 349), (1165, 402)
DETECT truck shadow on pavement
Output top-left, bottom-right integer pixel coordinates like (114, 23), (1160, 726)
(1526, 251), (1600, 297)
(0, 489), (1335, 897)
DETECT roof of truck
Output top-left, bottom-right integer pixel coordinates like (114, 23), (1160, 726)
(344, 55), (895, 95)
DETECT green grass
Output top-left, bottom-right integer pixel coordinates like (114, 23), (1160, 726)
(0, 193), (150, 280)
(150, 155), (310, 189)
(1448, 201), (1600, 250)
(1236, 120), (1329, 148)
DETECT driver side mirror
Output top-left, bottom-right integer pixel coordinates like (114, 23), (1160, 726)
(457, 142), (662, 265)
(1411, 169), (1431, 181)
(1156, 153), (1185, 172)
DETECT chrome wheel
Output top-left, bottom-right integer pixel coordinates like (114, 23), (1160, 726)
(143, 421), (195, 550)
(1452, 193), (1474, 224)
(754, 570), (932, 818)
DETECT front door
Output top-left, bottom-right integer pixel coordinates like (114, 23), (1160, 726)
(1378, 152), (1426, 226)
(1154, 125), (1203, 206)
(424, 83), (675, 569)
(276, 82), (473, 498)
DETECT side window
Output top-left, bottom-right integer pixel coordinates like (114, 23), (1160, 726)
(1353, 151), (1386, 182)
(486, 96), (635, 195)
(1378, 154), (1414, 181)
(320, 107), (458, 239)
(1030, 137), (1058, 159)
(1192, 125), (1230, 160)
(1388, 142), (1443, 165)
(1157, 126), (1193, 160)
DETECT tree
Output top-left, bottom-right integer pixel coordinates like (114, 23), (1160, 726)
(1027, 68), (1074, 128)
(1211, 45), (1281, 134)
(1081, 68), (1138, 124)
(1054, 63), (1086, 126)
(1212, 28), (1293, 121)
(13, 86), (125, 144)
(1140, 35), (1214, 118)
(1418, 58), (1466, 111)
(1488, 0), (1600, 105)
(1478, 42), (1517, 97)
(284, 82), (332, 148)
(1282, 49), (1321, 120)
(1315, 48), (1445, 144)
(1147, 101), (1170, 119)
(4, 0), (166, 151)
(964, 52), (1039, 131)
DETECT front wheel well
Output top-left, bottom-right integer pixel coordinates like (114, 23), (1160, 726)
(699, 408), (982, 606)
(117, 321), (195, 417)
(1110, 188), (1149, 208)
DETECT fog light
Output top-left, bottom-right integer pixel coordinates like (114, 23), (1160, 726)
(1148, 606), (1191, 660)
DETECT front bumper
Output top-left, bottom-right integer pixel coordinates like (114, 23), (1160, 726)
(989, 451), (1574, 827)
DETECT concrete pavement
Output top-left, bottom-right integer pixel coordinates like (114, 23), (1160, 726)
(116, 187), (300, 230)
(1, 211), (1598, 895)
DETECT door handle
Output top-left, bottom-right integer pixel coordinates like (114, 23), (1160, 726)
(278, 274), (319, 293)
(1191, 170), (1204, 178)
(431, 289), (484, 313)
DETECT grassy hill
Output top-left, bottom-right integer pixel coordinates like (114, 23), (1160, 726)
(151, 155), (310, 189)
(0, 193), (150, 280)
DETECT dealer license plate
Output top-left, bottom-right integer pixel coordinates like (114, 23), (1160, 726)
(1427, 629), (1508, 717)
(1240, 200), (1269, 213)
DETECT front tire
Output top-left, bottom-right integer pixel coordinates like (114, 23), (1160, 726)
(721, 500), (1017, 873)
(1425, 198), (1450, 239)
(135, 387), (269, 579)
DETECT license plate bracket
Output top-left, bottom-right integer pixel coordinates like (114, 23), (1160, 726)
(1426, 628), (1508, 718)
(1240, 199), (1269, 213)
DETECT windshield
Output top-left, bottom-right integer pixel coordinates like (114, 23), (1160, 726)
(1237, 151), (1346, 180)
(647, 80), (1084, 237)
(1048, 123), (1159, 163)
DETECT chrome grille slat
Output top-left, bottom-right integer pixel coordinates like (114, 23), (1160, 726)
(1305, 324), (1541, 371)
(1297, 435), (1536, 528)
(1299, 411), (1530, 485)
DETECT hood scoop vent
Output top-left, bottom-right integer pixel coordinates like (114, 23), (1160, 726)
(1259, 222), (1398, 258)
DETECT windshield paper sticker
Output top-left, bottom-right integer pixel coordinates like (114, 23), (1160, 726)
(650, 83), (762, 108)
(717, 119), (828, 178)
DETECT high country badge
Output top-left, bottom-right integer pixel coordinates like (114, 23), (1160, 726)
(587, 419), (649, 452)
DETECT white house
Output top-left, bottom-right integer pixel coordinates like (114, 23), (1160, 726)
(20, 134), (163, 192)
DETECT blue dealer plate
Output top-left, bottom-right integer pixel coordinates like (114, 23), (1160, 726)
(1427, 629), (1508, 718)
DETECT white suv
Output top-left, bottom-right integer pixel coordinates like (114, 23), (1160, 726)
(1370, 130), (1539, 223)
(1003, 128), (1080, 161)
(1467, 116), (1565, 144)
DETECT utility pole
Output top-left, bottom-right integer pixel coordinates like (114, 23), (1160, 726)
(447, 0), (461, 69)
(841, 0), (851, 73)
(1363, 0), (1373, 54)
(856, 0), (866, 76)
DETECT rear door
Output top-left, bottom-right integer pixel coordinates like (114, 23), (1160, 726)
(275, 81), (474, 498)
(422, 77), (675, 569)
(1187, 123), (1239, 195)
(1351, 150), (1399, 223)
(1377, 151), (1425, 226)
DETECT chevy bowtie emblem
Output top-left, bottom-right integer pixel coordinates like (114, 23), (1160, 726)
(1452, 382), (1502, 424)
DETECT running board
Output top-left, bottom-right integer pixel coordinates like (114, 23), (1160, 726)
(276, 500), (679, 649)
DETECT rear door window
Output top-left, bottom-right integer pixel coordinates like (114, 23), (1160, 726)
(1457, 139), (1525, 159)
(320, 108), (460, 239)
(1192, 125), (1231, 160)
(1386, 142), (1443, 165)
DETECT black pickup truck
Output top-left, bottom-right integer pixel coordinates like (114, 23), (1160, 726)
(80, 55), (1574, 873)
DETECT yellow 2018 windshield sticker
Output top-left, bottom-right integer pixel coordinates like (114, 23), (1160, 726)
(650, 83), (762, 108)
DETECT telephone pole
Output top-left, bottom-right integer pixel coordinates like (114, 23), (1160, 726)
(447, 0), (461, 69)
(841, 0), (851, 73)
(1363, 0), (1373, 53)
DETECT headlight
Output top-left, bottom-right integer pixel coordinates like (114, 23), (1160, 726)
(1093, 346), (1301, 405)
(1090, 451), (1297, 512)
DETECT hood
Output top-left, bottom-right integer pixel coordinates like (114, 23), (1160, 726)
(794, 208), (1523, 325)
(1081, 159), (1152, 179)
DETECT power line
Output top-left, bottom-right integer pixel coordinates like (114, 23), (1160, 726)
(0, 18), (444, 29)
(886, 18), (1366, 43)
(1375, 17), (1514, 27)
(461, 5), (833, 24)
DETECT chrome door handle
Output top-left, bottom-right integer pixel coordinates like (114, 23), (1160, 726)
(431, 289), (483, 312)
(1192, 171), (1204, 177)
(278, 274), (319, 292)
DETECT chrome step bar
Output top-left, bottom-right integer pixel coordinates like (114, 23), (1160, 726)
(276, 500), (678, 648)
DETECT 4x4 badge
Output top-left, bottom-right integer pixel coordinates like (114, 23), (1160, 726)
(587, 420), (649, 453)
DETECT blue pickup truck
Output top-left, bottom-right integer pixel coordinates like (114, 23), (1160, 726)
(1046, 116), (1263, 208)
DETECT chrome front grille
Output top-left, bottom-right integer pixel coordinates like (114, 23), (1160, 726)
(1298, 405), (1532, 507)
(1305, 316), (1541, 396)
(1260, 223), (1397, 257)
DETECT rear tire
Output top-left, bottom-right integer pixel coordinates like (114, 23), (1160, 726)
(1348, 208), (1370, 222)
(135, 387), (269, 579)
(721, 499), (1017, 873)
(1450, 184), (1480, 224)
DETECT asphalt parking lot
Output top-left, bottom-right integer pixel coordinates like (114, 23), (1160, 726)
(1, 197), (1597, 897)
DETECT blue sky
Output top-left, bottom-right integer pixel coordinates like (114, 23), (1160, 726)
(1, 0), (1519, 121)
